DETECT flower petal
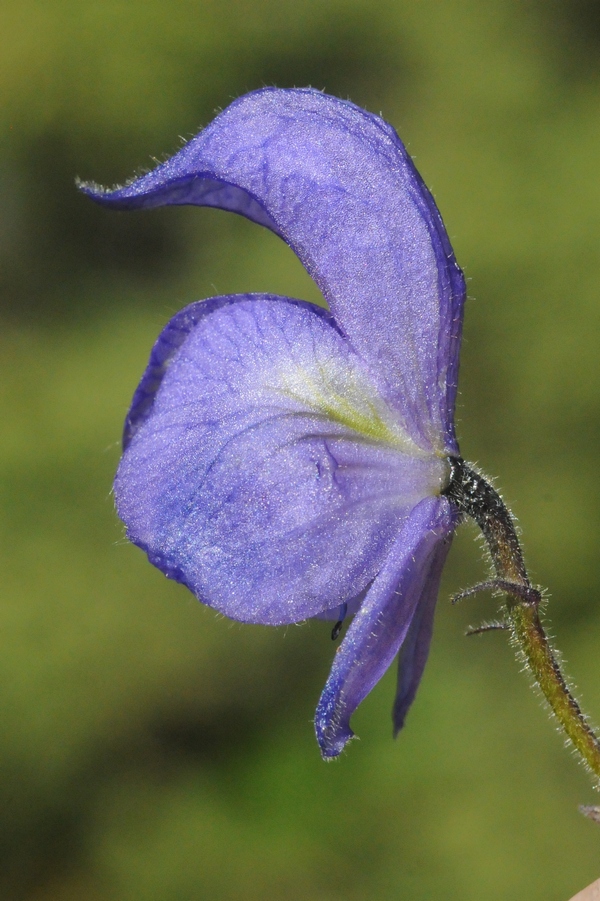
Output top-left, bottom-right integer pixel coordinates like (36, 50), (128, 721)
(392, 530), (452, 735)
(115, 294), (450, 625)
(314, 496), (454, 758)
(80, 88), (464, 454)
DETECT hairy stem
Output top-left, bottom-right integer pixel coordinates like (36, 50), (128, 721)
(509, 601), (600, 779)
(444, 457), (600, 784)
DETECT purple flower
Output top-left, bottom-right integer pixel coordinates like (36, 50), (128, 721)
(81, 88), (465, 758)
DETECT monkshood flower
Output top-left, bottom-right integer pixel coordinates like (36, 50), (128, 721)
(80, 89), (600, 786)
(80, 88), (465, 758)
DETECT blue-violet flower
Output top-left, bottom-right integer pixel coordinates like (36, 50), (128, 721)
(81, 88), (466, 758)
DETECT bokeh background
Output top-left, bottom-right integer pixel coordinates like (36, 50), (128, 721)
(2, 1), (600, 898)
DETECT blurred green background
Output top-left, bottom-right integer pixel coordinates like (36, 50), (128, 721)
(2, 1), (600, 898)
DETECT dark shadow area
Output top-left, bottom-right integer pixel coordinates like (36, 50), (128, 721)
(228, 7), (409, 107)
(538, 0), (600, 76)
(0, 132), (184, 325)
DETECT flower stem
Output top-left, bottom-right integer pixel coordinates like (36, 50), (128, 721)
(444, 457), (600, 786)
(508, 601), (600, 781)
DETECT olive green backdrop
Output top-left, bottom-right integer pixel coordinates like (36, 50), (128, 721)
(2, 1), (600, 899)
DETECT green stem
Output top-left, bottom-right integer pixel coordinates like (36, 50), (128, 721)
(444, 457), (600, 786)
(508, 601), (600, 782)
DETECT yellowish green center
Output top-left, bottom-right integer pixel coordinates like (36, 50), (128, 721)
(273, 360), (428, 459)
